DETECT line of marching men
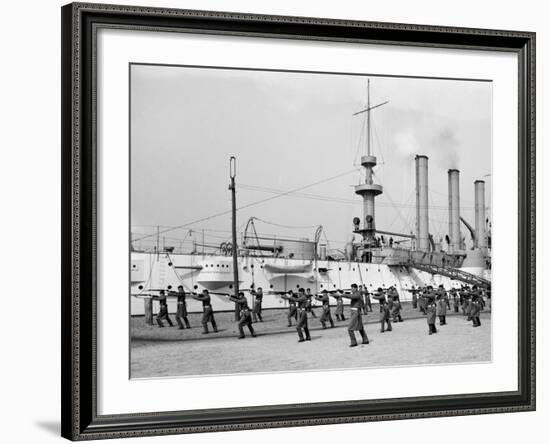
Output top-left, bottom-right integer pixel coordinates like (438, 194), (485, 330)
(149, 282), (489, 346)
(408, 283), (490, 334)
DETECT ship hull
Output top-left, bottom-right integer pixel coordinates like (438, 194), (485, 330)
(130, 252), (467, 315)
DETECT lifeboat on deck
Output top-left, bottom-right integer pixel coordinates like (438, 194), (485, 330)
(264, 262), (313, 274)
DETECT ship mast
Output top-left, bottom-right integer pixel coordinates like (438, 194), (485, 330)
(353, 79), (388, 247)
(367, 79), (371, 156)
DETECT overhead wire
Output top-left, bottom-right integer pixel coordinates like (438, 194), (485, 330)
(132, 168), (360, 242)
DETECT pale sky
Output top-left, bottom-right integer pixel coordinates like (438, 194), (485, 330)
(130, 64), (492, 252)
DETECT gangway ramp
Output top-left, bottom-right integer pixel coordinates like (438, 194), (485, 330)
(408, 262), (490, 288)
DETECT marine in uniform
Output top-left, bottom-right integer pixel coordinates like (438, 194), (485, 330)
(286, 288), (311, 342)
(418, 287), (427, 315)
(169, 285), (191, 329)
(191, 289), (218, 334)
(155, 290), (174, 328)
(305, 288), (318, 319)
(342, 284), (369, 347)
(315, 290), (335, 329)
(228, 292), (257, 338)
(333, 291), (346, 321)
(388, 286), (403, 322)
(282, 290), (298, 327)
(469, 286), (483, 327)
(460, 286), (471, 317)
(422, 287), (437, 334)
(411, 287), (419, 309)
(359, 285), (373, 312)
(435, 284), (448, 326)
(251, 287), (263, 323)
(372, 288), (392, 333)
(451, 289), (460, 313)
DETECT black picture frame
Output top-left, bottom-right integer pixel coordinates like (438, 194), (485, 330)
(61, 2), (536, 440)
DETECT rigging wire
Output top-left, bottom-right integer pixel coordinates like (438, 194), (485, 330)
(253, 217), (319, 230)
(353, 116), (365, 167)
(371, 119), (386, 166)
(132, 168), (360, 242)
(372, 171), (412, 232)
(238, 183), (477, 210)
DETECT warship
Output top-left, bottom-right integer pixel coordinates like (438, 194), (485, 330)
(130, 80), (491, 315)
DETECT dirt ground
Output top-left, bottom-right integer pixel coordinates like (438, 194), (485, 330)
(130, 303), (491, 378)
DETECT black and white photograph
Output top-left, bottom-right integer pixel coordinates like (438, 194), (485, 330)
(129, 65), (493, 379)
(0, 0), (541, 442)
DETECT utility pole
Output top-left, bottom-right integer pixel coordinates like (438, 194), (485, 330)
(156, 225), (160, 259)
(229, 156), (240, 321)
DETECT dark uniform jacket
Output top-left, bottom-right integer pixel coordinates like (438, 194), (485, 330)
(315, 294), (331, 309)
(158, 300), (169, 317)
(283, 293), (298, 312)
(346, 290), (364, 331)
(372, 292), (390, 321)
(229, 295), (252, 323)
(470, 295), (482, 318)
(194, 293), (211, 308)
(435, 289), (448, 316)
(292, 293), (308, 328)
(175, 291), (188, 317)
(252, 290), (263, 312)
(424, 293), (437, 324)
(316, 294), (332, 322)
(333, 293), (344, 315)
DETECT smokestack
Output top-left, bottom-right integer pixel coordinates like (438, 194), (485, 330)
(474, 180), (486, 248)
(448, 169), (461, 252)
(415, 155), (429, 251)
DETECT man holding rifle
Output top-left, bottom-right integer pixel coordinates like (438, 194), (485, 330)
(282, 288), (311, 342)
(315, 289), (335, 329)
(421, 286), (438, 335)
(341, 284), (369, 347)
(388, 286), (403, 323)
(360, 284), (373, 312)
(372, 287), (392, 333)
(168, 285), (191, 329)
(191, 289), (218, 334)
(410, 286), (419, 309)
(251, 286), (264, 323)
(305, 288), (318, 319)
(435, 284), (448, 326)
(282, 290), (298, 327)
(227, 291), (257, 339)
(332, 290), (346, 321)
(155, 290), (174, 328)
